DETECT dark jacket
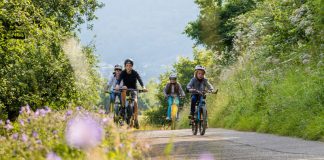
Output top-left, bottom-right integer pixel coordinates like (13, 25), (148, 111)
(116, 70), (144, 89)
(163, 82), (185, 97)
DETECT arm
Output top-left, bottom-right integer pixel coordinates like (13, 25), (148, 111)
(135, 71), (145, 88)
(178, 83), (185, 97)
(205, 79), (214, 91)
(163, 83), (169, 97)
(186, 78), (194, 91)
(107, 75), (114, 90)
(116, 71), (124, 86)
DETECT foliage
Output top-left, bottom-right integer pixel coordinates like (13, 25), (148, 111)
(178, 0), (324, 140)
(0, 0), (103, 120)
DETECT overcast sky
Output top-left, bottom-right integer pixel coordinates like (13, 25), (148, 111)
(79, 0), (199, 83)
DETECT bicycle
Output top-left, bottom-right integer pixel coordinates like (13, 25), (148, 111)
(118, 88), (147, 129)
(106, 90), (123, 125)
(189, 89), (218, 135)
(166, 96), (183, 130)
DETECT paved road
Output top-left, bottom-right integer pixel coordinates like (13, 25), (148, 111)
(134, 128), (324, 160)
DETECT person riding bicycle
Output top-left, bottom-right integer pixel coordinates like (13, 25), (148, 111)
(187, 65), (215, 125)
(106, 64), (123, 114)
(163, 74), (185, 121)
(115, 59), (147, 128)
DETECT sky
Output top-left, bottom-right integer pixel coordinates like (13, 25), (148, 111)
(79, 0), (199, 83)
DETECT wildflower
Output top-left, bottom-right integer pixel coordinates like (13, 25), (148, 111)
(4, 121), (13, 130)
(65, 115), (103, 149)
(45, 106), (51, 113)
(76, 106), (82, 111)
(46, 152), (62, 160)
(53, 130), (58, 135)
(36, 140), (42, 144)
(98, 109), (105, 114)
(66, 110), (73, 116)
(34, 110), (40, 117)
(19, 119), (25, 126)
(32, 131), (38, 138)
(12, 133), (19, 140)
(39, 109), (46, 117)
(0, 120), (3, 125)
(21, 133), (28, 142)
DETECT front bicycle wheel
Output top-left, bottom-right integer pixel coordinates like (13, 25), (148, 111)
(126, 105), (132, 125)
(171, 104), (178, 130)
(192, 118), (198, 135)
(199, 107), (207, 135)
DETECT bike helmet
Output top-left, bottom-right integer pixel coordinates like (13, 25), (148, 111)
(169, 74), (177, 80)
(114, 64), (122, 70)
(124, 58), (134, 66)
(195, 65), (206, 72)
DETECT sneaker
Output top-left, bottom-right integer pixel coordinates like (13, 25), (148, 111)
(166, 117), (171, 121)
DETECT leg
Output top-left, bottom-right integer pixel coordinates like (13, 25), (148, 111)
(167, 96), (173, 119)
(190, 95), (198, 116)
(121, 90), (126, 108)
(108, 93), (115, 113)
(133, 92), (138, 121)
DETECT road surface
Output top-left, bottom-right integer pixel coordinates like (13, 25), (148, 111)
(134, 128), (324, 160)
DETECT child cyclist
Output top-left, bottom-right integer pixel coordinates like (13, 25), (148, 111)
(187, 65), (215, 125)
(106, 64), (123, 114)
(163, 74), (185, 120)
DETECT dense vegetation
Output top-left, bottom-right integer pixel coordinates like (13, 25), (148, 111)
(144, 0), (324, 140)
(0, 0), (104, 121)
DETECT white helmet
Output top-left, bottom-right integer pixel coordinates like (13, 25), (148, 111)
(114, 64), (122, 70)
(169, 73), (177, 80)
(195, 65), (206, 72)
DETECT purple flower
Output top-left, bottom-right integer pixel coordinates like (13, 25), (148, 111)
(46, 152), (62, 160)
(66, 110), (73, 116)
(32, 131), (38, 138)
(36, 140), (42, 144)
(44, 106), (51, 113)
(26, 105), (31, 114)
(65, 115), (103, 149)
(98, 109), (105, 114)
(52, 130), (58, 135)
(34, 110), (40, 117)
(39, 109), (46, 117)
(12, 133), (19, 140)
(102, 117), (110, 124)
(4, 124), (13, 130)
(19, 120), (25, 126)
(27, 118), (31, 123)
(0, 120), (3, 125)
(199, 152), (214, 160)
(21, 133), (28, 142)
(6, 120), (10, 124)
(76, 106), (82, 111)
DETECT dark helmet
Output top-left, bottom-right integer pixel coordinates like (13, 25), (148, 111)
(124, 58), (134, 66)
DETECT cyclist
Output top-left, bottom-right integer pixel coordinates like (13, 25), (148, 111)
(106, 64), (123, 114)
(187, 65), (215, 125)
(115, 59), (147, 128)
(163, 74), (185, 120)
